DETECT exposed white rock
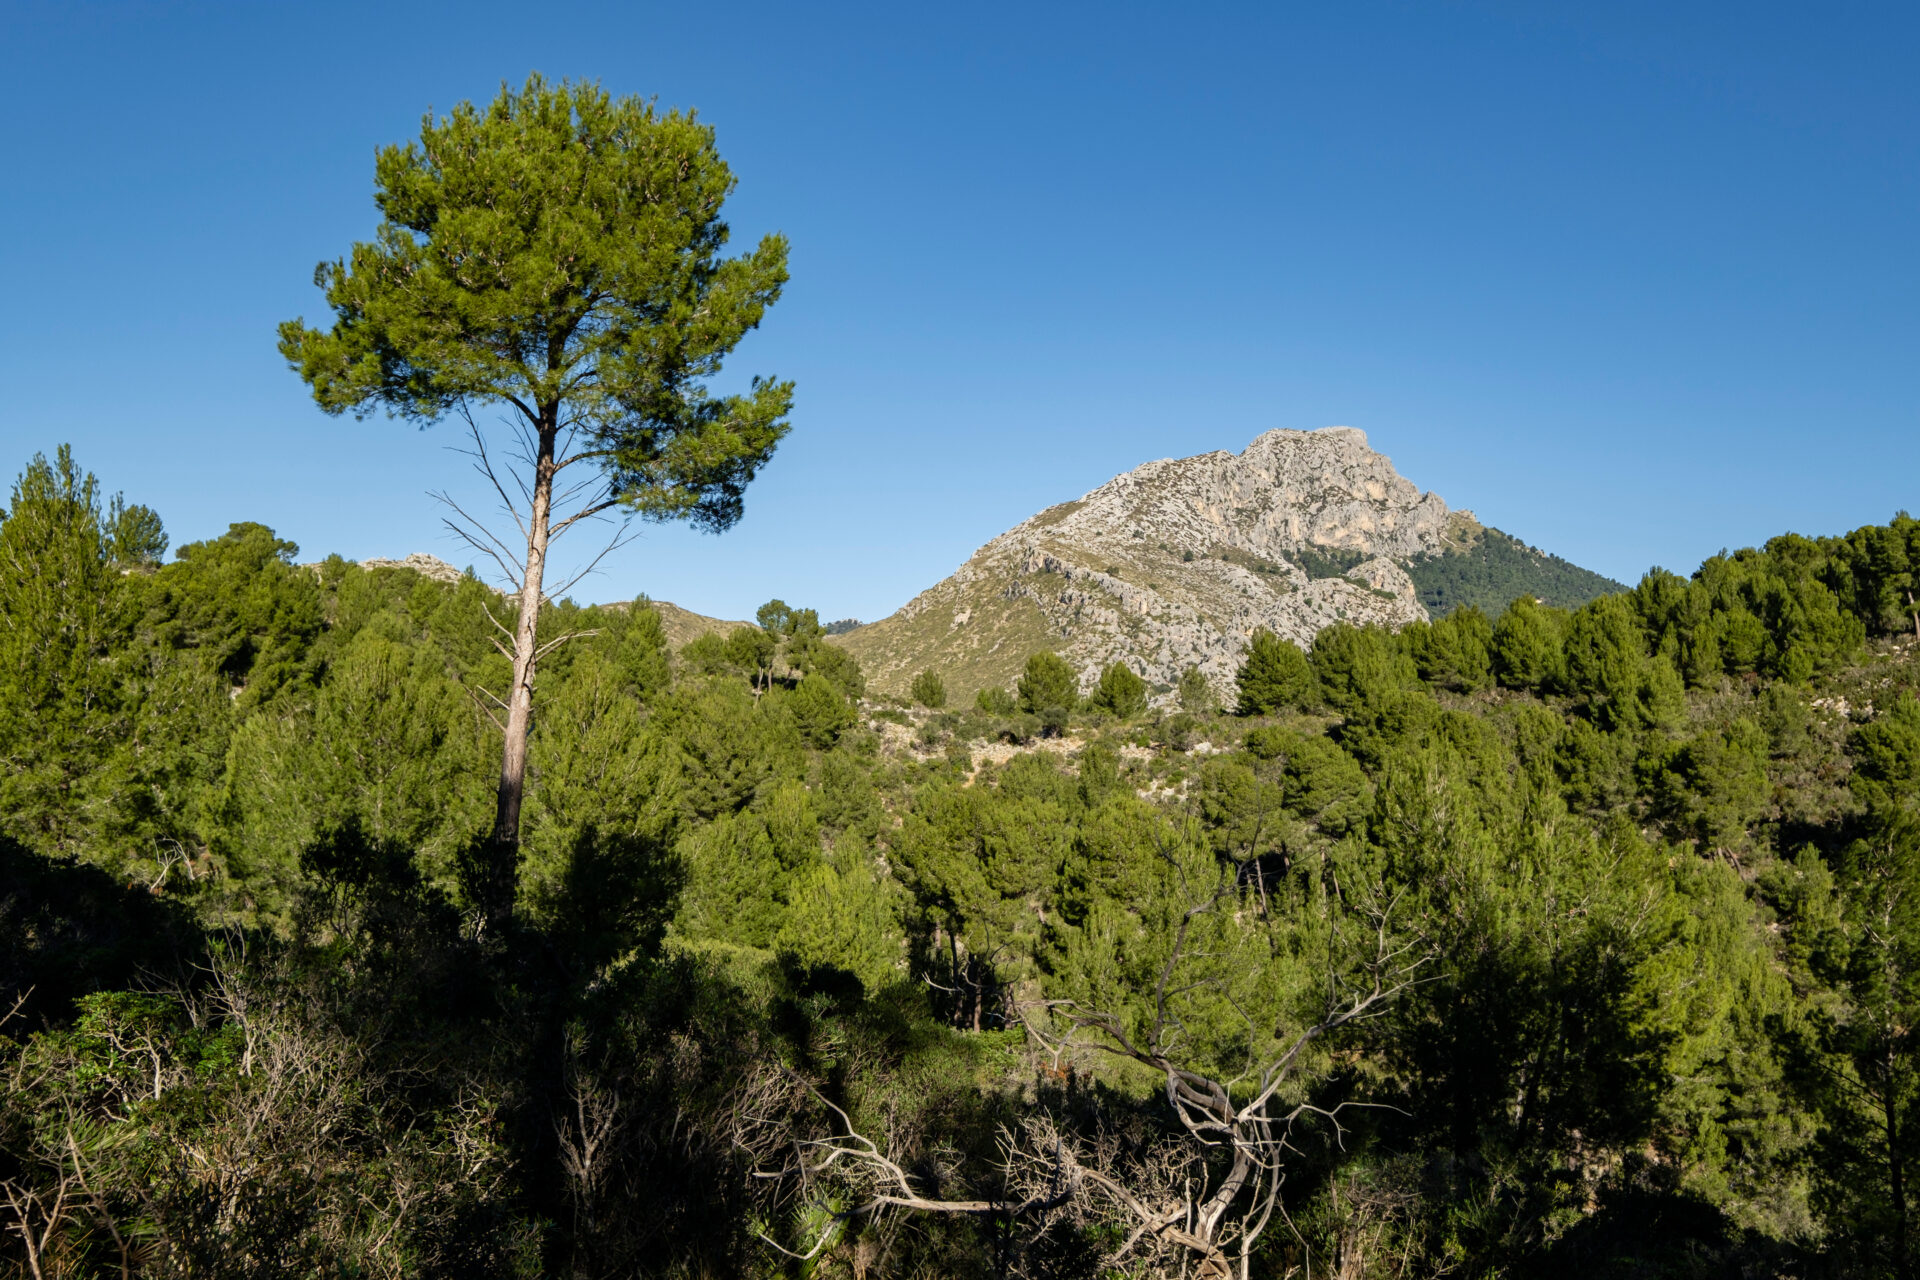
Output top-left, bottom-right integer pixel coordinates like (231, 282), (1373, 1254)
(842, 427), (1461, 702)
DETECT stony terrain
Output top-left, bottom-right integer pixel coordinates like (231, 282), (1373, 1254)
(356, 553), (469, 584)
(838, 427), (1505, 703)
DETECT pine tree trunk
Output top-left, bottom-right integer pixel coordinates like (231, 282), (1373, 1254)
(486, 418), (558, 922)
(1889, 1105), (1904, 1280)
(1893, 1070), (1912, 1280)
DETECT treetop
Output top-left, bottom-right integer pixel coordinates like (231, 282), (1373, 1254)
(279, 72), (794, 533)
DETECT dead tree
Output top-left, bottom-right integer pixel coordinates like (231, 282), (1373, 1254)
(1026, 901), (1421, 1278)
(742, 854), (1422, 1279)
(736, 1065), (1076, 1273)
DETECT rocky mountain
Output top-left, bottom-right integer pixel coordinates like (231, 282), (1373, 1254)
(834, 426), (1622, 703)
(356, 553), (468, 584)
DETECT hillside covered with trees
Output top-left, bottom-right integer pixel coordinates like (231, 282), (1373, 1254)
(1282, 522), (1623, 617)
(7, 438), (1920, 1278)
(1401, 523), (1627, 616)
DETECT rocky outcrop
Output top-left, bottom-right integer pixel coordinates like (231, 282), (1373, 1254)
(837, 427), (1462, 703)
(357, 553), (467, 584)
(301, 552), (481, 587)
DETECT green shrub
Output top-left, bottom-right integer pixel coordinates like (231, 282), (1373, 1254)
(1016, 652), (1078, 734)
(1235, 629), (1314, 715)
(975, 685), (1016, 715)
(789, 674), (855, 748)
(910, 669), (947, 709)
(1091, 661), (1148, 719)
(1178, 664), (1217, 714)
(1490, 596), (1567, 692)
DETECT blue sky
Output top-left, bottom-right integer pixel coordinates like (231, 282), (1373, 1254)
(1, 2), (1914, 622)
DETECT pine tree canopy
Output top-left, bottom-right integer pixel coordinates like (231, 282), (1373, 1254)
(278, 73), (793, 531)
(1234, 628), (1313, 715)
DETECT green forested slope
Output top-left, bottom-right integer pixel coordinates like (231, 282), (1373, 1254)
(9, 444), (1920, 1277)
(1402, 524), (1627, 615)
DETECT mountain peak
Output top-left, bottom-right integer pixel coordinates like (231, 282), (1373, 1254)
(1255, 423), (1367, 447)
(835, 427), (1622, 704)
(837, 428), (1436, 701)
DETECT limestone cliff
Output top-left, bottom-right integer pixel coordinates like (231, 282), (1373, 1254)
(837, 427), (1532, 703)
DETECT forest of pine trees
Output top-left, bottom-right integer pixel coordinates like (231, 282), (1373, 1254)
(9, 442), (1920, 1277)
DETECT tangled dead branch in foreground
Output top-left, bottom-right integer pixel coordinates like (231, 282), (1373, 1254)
(741, 868), (1424, 1279)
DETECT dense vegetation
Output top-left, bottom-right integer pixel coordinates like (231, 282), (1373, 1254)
(1285, 524), (1623, 618)
(7, 443), (1920, 1277)
(1403, 525), (1627, 616)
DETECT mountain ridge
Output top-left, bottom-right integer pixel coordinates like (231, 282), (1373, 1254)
(835, 427), (1622, 702)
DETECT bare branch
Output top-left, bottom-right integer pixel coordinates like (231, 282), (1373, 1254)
(534, 629), (601, 661)
(544, 522), (639, 600)
(547, 497), (622, 541)
(459, 681), (509, 734)
(453, 407), (530, 541)
(746, 1068), (1072, 1263)
(1, 987), (32, 1034)
(434, 498), (525, 588)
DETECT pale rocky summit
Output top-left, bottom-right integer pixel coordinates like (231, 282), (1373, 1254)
(357, 553), (468, 584)
(301, 552), (478, 586)
(836, 427), (1485, 703)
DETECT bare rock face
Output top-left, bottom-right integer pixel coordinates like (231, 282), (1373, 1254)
(357, 553), (468, 585)
(1038, 425), (1453, 564)
(838, 427), (1466, 703)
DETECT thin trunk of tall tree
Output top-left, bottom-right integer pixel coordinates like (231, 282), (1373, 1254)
(487, 415), (558, 913)
(279, 75), (793, 914)
(1891, 1047), (1912, 1280)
